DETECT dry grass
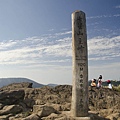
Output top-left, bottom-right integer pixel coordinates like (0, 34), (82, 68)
(112, 85), (120, 92)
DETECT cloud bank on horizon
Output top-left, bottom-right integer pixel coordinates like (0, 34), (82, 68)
(0, 1), (120, 84)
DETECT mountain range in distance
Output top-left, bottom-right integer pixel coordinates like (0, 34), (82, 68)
(0, 78), (58, 88)
(1, 78), (119, 89)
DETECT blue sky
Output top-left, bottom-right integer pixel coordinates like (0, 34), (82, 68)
(0, 0), (120, 84)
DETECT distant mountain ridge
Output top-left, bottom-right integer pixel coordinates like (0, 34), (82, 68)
(0, 78), (45, 88)
(47, 83), (58, 87)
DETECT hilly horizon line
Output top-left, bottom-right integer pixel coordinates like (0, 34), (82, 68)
(0, 77), (57, 84)
(0, 77), (58, 88)
(0, 77), (119, 88)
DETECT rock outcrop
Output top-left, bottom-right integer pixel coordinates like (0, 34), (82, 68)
(0, 82), (119, 120)
(0, 82), (33, 91)
(0, 89), (25, 105)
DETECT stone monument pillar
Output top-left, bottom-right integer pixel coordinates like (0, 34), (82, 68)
(71, 10), (89, 117)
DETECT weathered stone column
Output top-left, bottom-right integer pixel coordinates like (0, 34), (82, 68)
(71, 10), (89, 117)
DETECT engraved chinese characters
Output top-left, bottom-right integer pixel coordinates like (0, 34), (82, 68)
(71, 11), (88, 117)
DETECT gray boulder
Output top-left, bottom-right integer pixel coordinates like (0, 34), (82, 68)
(0, 90), (25, 105)
(0, 105), (22, 115)
(23, 114), (41, 120)
(33, 105), (58, 118)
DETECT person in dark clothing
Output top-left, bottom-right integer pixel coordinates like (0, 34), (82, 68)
(99, 75), (102, 80)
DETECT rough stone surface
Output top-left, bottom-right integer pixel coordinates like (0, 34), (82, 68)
(106, 113), (120, 120)
(0, 82), (32, 91)
(0, 82), (119, 120)
(55, 116), (91, 120)
(23, 113), (40, 120)
(89, 87), (120, 111)
(0, 105), (22, 115)
(42, 113), (63, 120)
(0, 89), (25, 105)
(33, 105), (58, 118)
(71, 10), (88, 117)
(0, 103), (4, 110)
(0, 114), (12, 120)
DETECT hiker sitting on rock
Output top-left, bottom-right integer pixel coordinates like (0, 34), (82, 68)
(91, 79), (96, 87)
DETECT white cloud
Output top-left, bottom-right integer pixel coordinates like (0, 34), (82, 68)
(0, 31), (119, 83)
(87, 22), (102, 26)
(0, 30), (119, 68)
(87, 14), (120, 19)
(55, 31), (72, 36)
(48, 29), (54, 31)
(0, 41), (17, 50)
(88, 36), (120, 60)
(113, 14), (120, 17)
(0, 32), (72, 65)
(115, 5), (120, 9)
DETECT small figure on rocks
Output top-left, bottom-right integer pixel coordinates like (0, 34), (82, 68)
(97, 79), (102, 88)
(98, 75), (102, 81)
(107, 80), (112, 89)
(91, 79), (97, 87)
(97, 75), (102, 88)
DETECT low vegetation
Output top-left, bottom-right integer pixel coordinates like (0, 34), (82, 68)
(113, 85), (120, 92)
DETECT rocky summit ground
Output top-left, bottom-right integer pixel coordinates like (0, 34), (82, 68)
(0, 82), (120, 120)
